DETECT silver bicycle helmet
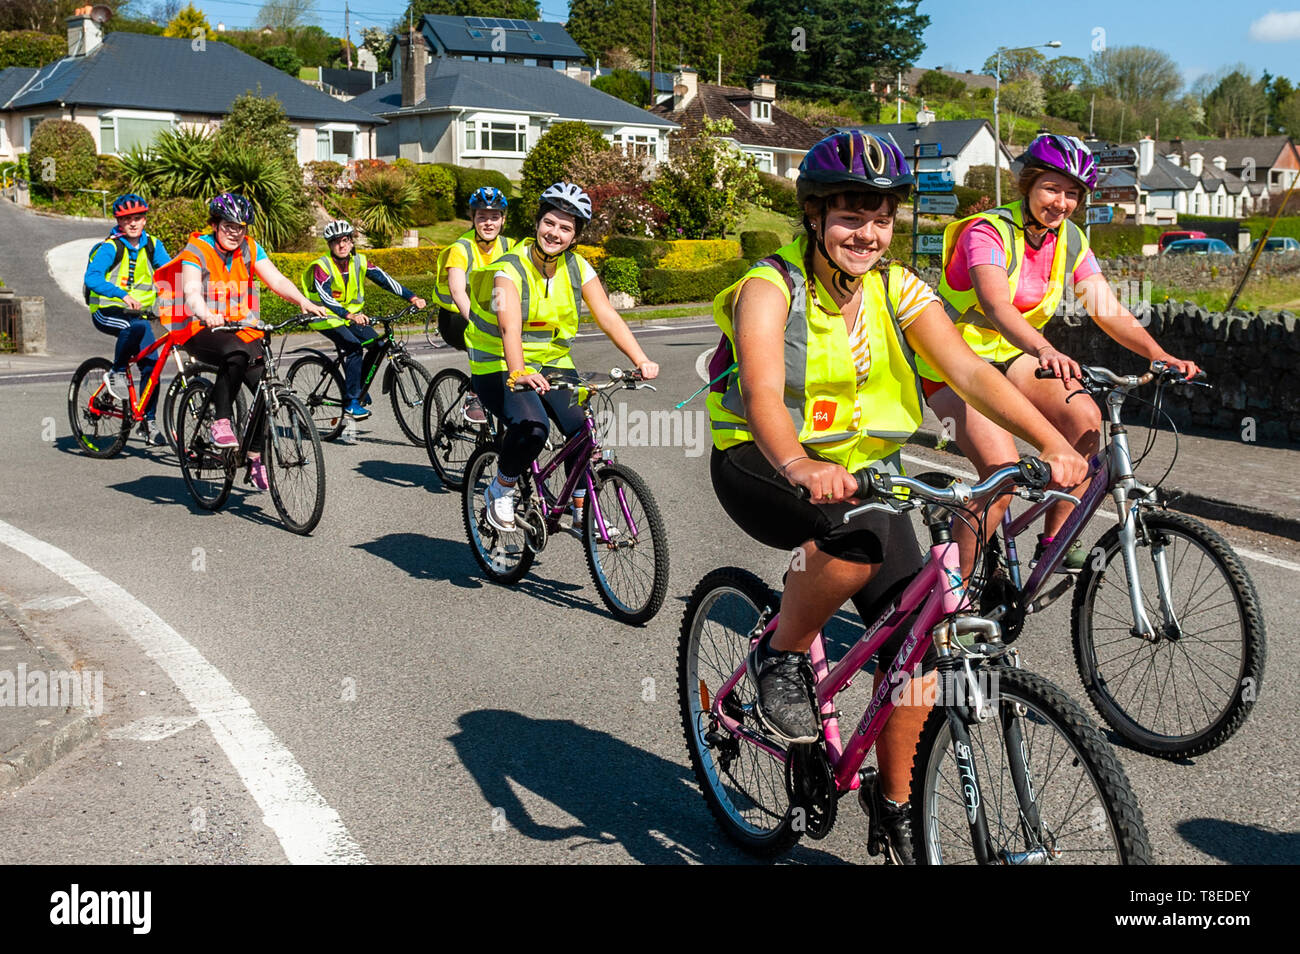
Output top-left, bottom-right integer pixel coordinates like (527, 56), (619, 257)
(538, 182), (593, 223)
(323, 220), (355, 241)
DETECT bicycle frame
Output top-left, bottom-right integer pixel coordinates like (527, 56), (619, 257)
(709, 534), (971, 795)
(996, 382), (1175, 640)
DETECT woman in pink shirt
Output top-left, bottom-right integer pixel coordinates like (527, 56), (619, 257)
(920, 134), (1199, 574)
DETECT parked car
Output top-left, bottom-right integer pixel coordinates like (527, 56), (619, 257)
(1159, 229), (1207, 250)
(1248, 236), (1300, 255)
(1162, 238), (1235, 256)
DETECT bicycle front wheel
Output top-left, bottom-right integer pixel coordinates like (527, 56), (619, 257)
(423, 367), (481, 490)
(678, 567), (800, 856)
(583, 462), (669, 626)
(68, 357), (131, 458)
(462, 447), (534, 584)
(387, 355), (432, 446)
(285, 354), (346, 442)
(265, 390), (326, 535)
(177, 380), (233, 511)
(1071, 511), (1265, 759)
(912, 665), (1151, 865)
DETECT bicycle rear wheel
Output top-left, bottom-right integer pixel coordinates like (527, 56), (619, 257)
(68, 357), (131, 458)
(265, 390), (326, 535)
(462, 447), (534, 584)
(285, 354), (346, 442)
(911, 665), (1151, 865)
(423, 367), (482, 490)
(678, 567), (800, 856)
(1071, 511), (1265, 759)
(387, 355), (432, 446)
(177, 380), (233, 511)
(583, 462), (669, 626)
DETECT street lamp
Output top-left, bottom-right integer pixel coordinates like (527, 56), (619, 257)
(993, 40), (1061, 206)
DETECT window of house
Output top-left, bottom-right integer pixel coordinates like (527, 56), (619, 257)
(749, 150), (774, 174)
(96, 112), (176, 155)
(751, 100), (772, 122)
(613, 131), (658, 160)
(463, 116), (528, 155)
(316, 125), (357, 163)
(552, 60), (566, 71)
(523, 58), (537, 67)
(23, 115), (51, 148)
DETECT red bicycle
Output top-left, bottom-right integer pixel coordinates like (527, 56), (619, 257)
(67, 321), (241, 458)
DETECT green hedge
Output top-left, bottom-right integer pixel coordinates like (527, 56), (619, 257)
(259, 275), (439, 325)
(605, 236), (670, 267)
(638, 259), (750, 304)
(757, 172), (800, 216)
(268, 246), (442, 280)
(1239, 215), (1300, 241)
(600, 256), (640, 296)
(435, 164), (514, 217)
(740, 230), (783, 260)
(1086, 223), (1164, 258)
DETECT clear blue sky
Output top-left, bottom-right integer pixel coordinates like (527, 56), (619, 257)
(185, 0), (1300, 90)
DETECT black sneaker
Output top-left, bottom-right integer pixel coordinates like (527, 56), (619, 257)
(745, 636), (819, 744)
(858, 768), (915, 865)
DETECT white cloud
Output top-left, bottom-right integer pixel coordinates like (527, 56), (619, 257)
(1249, 11), (1300, 42)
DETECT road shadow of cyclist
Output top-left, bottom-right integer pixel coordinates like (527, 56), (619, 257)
(352, 532), (484, 588)
(449, 709), (848, 865)
(106, 473), (280, 527)
(1177, 818), (1300, 864)
(354, 458), (438, 490)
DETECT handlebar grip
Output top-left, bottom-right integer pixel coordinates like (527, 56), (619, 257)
(1034, 367), (1057, 379)
(1017, 456), (1051, 489)
(791, 467), (876, 502)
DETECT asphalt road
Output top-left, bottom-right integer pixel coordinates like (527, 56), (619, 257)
(1, 324), (1297, 864)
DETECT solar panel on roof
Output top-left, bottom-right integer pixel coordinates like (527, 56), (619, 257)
(513, 19), (530, 29)
(465, 16), (485, 28)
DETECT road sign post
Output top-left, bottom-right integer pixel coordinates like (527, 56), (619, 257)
(916, 170), (957, 193)
(1086, 205), (1115, 226)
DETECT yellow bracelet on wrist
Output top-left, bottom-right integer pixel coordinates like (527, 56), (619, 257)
(507, 368), (535, 387)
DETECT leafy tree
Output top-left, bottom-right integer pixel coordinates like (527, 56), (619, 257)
(259, 44), (304, 75)
(0, 0), (128, 33)
(1275, 91), (1300, 137)
(565, 139), (661, 242)
(1041, 56), (1088, 93)
(353, 165), (420, 248)
(1044, 89), (1087, 125)
(980, 47), (1046, 82)
(591, 69), (650, 106)
(163, 3), (215, 40)
(402, 0), (541, 22)
(1001, 76), (1044, 118)
(256, 0), (317, 32)
(1265, 73), (1295, 124)
(916, 70), (965, 99)
(647, 119), (762, 238)
(566, 0), (759, 78)
(28, 119), (97, 197)
(751, 0), (927, 117)
(216, 91), (299, 164)
(360, 26), (392, 71)
(1088, 45), (1181, 106)
(1202, 69), (1269, 138)
(518, 121), (609, 231)
(0, 30), (68, 68)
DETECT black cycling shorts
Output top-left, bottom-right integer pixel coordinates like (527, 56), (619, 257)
(711, 442), (935, 672)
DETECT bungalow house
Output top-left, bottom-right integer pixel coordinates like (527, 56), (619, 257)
(1157, 136), (1300, 194)
(352, 32), (676, 176)
(0, 8), (381, 166)
(1101, 139), (1266, 221)
(390, 14), (586, 75)
(836, 119), (1013, 186)
(648, 70), (821, 178)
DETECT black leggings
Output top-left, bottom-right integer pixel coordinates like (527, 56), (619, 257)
(472, 367), (586, 479)
(438, 308), (467, 352)
(183, 330), (263, 421)
(711, 442), (935, 672)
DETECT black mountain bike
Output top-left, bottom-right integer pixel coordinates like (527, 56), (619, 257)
(285, 304), (432, 444)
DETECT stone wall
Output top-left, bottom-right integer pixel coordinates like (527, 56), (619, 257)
(913, 264), (1300, 442)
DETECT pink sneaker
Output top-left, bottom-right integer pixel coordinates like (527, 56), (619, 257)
(209, 418), (238, 448)
(247, 455), (268, 491)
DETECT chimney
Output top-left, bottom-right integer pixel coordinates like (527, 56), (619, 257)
(1212, 155), (1227, 172)
(1167, 153), (1181, 167)
(400, 28), (427, 108)
(752, 75), (776, 101)
(564, 65), (591, 85)
(1188, 152), (1203, 177)
(66, 5), (105, 57)
(1138, 136), (1154, 177)
(673, 67), (697, 111)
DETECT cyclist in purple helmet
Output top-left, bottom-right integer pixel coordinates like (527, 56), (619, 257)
(918, 133), (1200, 578)
(706, 131), (1087, 861)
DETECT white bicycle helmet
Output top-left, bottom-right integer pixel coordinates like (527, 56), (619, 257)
(538, 182), (592, 223)
(324, 219), (355, 241)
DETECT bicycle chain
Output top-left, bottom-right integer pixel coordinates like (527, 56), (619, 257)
(784, 742), (836, 840)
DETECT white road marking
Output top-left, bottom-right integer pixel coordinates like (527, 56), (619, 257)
(47, 238), (101, 308)
(0, 517), (367, 864)
(20, 594), (87, 611)
(899, 451), (1300, 574)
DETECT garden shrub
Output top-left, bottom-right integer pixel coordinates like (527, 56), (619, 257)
(658, 239), (741, 270)
(740, 230), (783, 260)
(600, 256), (640, 296)
(29, 119), (97, 197)
(638, 259), (750, 304)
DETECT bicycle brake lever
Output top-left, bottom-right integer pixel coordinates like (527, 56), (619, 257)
(841, 499), (907, 523)
(1044, 490), (1081, 506)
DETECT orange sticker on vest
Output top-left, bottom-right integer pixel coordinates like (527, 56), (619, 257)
(811, 400), (837, 431)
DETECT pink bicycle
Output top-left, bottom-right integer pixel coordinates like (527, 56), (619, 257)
(678, 460), (1152, 864)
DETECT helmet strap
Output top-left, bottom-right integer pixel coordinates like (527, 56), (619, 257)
(814, 215), (861, 298)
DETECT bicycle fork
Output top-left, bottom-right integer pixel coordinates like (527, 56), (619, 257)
(1112, 494), (1182, 642)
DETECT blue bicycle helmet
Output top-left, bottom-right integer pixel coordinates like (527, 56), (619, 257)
(469, 186), (508, 211)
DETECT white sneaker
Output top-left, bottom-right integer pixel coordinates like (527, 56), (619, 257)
(484, 478), (518, 532)
(102, 370), (130, 400)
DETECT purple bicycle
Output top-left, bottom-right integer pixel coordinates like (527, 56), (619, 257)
(678, 460), (1151, 864)
(461, 368), (669, 626)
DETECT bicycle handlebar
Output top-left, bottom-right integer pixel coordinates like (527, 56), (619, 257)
(510, 368), (655, 393)
(210, 314), (316, 335)
(1034, 361), (1208, 390)
(795, 456), (1059, 507)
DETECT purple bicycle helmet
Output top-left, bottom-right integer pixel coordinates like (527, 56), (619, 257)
(797, 131), (915, 201)
(1020, 134), (1098, 192)
(208, 192), (255, 226)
